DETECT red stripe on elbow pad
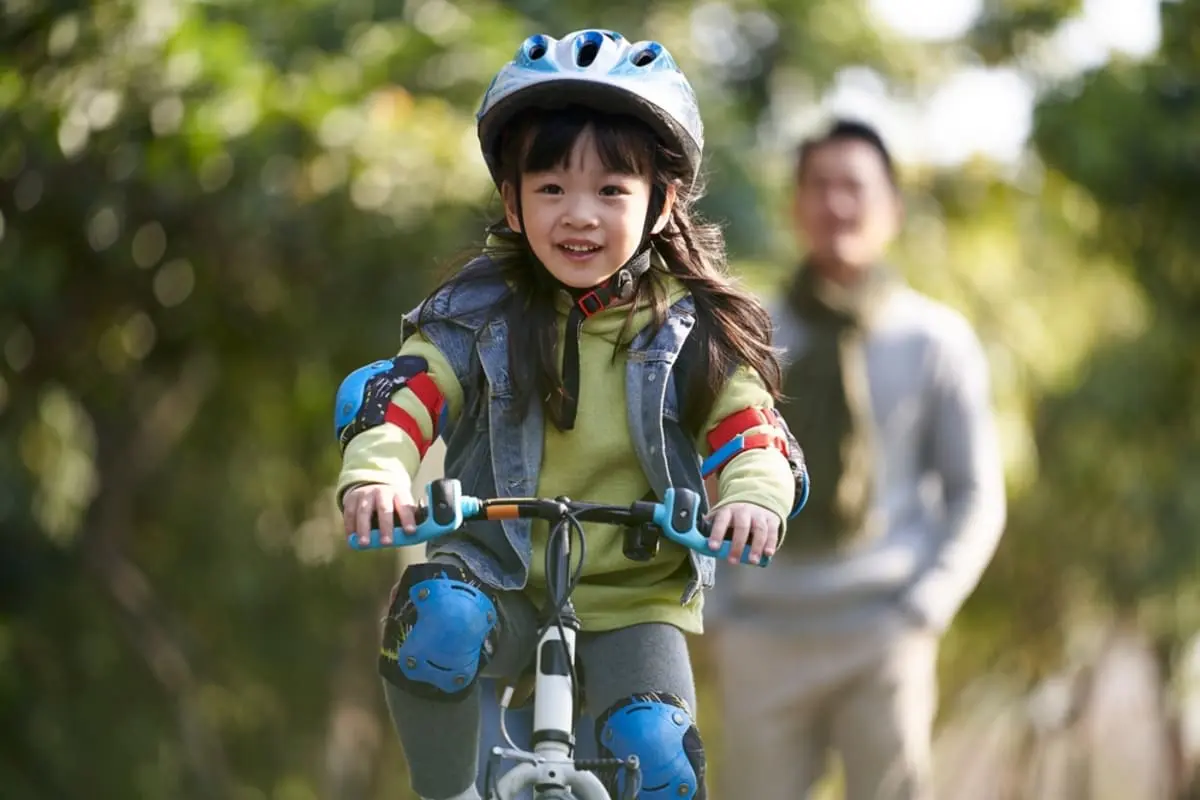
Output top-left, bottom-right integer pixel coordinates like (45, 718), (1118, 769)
(383, 372), (445, 459)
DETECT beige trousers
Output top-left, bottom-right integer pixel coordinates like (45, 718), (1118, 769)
(711, 621), (938, 800)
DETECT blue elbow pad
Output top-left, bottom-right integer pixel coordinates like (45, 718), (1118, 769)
(333, 355), (432, 452)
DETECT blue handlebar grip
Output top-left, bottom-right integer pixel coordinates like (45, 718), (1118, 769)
(655, 488), (771, 567)
(346, 479), (481, 551)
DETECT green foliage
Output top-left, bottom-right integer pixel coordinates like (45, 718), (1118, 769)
(1, 0), (1196, 796)
(984, 0), (1200, 645)
(939, 0), (1200, 688)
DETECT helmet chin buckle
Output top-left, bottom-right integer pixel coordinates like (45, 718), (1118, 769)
(614, 268), (635, 301)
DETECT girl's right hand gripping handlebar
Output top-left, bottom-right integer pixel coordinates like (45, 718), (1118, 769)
(346, 479), (771, 567)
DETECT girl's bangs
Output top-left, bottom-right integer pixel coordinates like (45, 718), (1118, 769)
(517, 107), (656, 176)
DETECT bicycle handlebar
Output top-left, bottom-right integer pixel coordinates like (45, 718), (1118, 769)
(347, 478), (771, 567)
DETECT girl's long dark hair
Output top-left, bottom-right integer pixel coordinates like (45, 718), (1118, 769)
(418, 104), (782, 435)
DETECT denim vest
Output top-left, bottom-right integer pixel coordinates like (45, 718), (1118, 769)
(401, 265), (716, 605)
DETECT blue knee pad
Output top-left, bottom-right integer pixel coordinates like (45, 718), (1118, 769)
(597, 692), (706, 800)
(379, 563), (499, 701)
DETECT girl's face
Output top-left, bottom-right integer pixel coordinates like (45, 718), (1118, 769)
(503, 124), (675, 292)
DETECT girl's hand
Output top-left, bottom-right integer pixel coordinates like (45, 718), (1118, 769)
(342, 482), (419, 547)
(705, 502), (781, 565)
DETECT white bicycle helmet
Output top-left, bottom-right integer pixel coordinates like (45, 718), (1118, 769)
(476, 29), (705, 189)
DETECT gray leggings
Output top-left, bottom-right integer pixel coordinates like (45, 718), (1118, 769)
(384, 557), (699, 800)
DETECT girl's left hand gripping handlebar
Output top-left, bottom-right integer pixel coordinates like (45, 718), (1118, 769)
(654, 488), (771, 567)
(346, 480), (482, 551)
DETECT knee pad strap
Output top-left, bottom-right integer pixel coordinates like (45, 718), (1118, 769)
(379, 563), (499, 701)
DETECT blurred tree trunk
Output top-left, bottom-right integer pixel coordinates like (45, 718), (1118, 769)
(1081, 625), (1174, 800)
(81, 353), (228, 797)
(321, 593), (389, 800)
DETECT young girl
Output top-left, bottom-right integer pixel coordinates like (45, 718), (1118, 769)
(335, 29), (803, 800)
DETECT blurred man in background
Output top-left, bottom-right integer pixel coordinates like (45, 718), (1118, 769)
(706, 119), (1007, 799)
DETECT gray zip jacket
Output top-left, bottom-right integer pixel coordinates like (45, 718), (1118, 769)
(706, 284), (1007, 635)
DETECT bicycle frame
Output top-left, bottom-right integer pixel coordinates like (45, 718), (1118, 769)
(483, 516), (636, 800)
(486, 627), (620, 800)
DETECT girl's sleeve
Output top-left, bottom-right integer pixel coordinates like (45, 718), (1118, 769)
(336, 331), (464, 508)
(696, 365), (795, 526)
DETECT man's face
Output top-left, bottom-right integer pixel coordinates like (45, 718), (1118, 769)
(793, 138), (901, 273)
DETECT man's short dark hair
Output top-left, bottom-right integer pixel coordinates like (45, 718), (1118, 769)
(795, 118), (898, 188)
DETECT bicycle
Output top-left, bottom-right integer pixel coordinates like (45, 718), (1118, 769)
(347, 477), (770, 800)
